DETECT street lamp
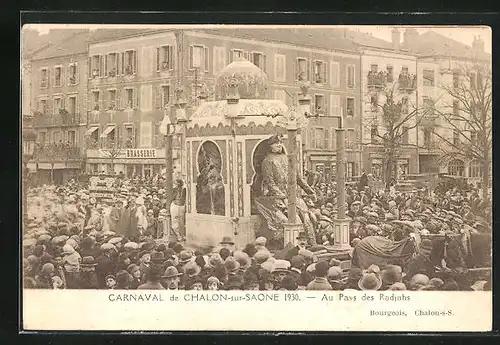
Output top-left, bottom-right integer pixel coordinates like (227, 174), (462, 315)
(22, 117), (36, 227)
(159, 85), (188, 240)
(300, 84), (351, 252)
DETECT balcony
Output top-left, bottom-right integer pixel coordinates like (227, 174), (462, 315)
(398, 74), (417, 92)
(34, 144), (84, 163)
(85, 137), (137, 150)
(367, 71), (387, 89)
(33, 112), (82, 127)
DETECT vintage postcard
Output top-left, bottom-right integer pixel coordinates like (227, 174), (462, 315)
(21, 24), (492, 332)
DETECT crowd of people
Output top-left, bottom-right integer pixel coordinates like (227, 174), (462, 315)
(22, 170), (492, 292)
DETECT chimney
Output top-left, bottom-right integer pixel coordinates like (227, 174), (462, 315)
(391, 28), (401, 51)
(472, 35), (485, 53)
(403, 28), (420, 52)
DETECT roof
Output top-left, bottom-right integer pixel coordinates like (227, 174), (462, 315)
(22, 28), (86, 59)
(343, 30), (393, 50)
(414, 31), (491, 61)
(30, 30), (92, 60)
(196, 28), (360, 53)
(88, 28), (166, 43)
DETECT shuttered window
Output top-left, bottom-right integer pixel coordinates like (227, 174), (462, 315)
(274, 54), (286, 82)
(330, 61), (340, 87)
(330, 94), (341, 116)
(213, 46), (227, 74)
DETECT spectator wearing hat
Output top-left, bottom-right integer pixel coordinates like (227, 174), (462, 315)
(280, 276), (298, 291)
(220, 236), (235, 251)
(272, 259), (291, 285)
(346, 268), (363, 290)
(137, 264), (165, 290)
(285, 232), (308, 261)
(96, 243), (117, 289)
(358, 272), (382, 291)
(115, 270), (132, 289)
(306, 261), (332, 290)
(380, 265), (403, 290)
(404, 239), (434, 280)
(161, 266), (182, 290)
(186, 276), (204, 290)
(254, 237), (267, 251)
(409, 274), (430, 291)
(78, 256), (98, 289)
(62, 244), (82, 289)
(327, 266), (344, 290)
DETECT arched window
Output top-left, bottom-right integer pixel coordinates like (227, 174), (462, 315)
(468, 159), (482, 178)
(196, 141), (225, 216)
(448, 159), (465, 177)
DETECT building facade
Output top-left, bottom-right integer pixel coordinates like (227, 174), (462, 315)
(86, 28), (363, 180)
(29, 31), (90, 184)
(358, 30), (419, 181)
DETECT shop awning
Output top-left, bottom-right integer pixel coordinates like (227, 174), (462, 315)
(100, 125), (116, 138)
(84, 126), (99, 136)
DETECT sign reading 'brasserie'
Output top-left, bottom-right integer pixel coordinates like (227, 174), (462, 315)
(126, 149), (157, 158)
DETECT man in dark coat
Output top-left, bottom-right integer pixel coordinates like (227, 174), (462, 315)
(285, 232), (308, 262)
(95, 244), (117, 289)
(404, 239), (435, 281)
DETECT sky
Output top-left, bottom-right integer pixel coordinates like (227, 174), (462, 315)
(26, 24), (491, 53)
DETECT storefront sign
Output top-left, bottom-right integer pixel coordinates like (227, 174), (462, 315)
(126, 149), (157, 158)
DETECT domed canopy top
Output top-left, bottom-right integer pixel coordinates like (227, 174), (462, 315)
(216, 57), (268, 100)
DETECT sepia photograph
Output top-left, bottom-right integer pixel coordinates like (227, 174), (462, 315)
(21, 24), (492, 332)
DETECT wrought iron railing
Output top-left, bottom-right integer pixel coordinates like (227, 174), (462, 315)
(34, 145), (83, 162)
(398, 74), (417, 90)
(367, 71), (387, 88)
(33, 113), (82, 127)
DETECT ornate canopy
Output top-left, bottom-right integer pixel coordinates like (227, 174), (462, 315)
(216, 57), (268, 100)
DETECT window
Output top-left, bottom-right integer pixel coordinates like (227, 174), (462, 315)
(453, 71), (460, 88)
(230, 49), (244, 62)
(347, 65), (355, 88)
(40, 68), (48, 88)
(370, 94), (379, 112)
(53, 131), (62, 144)
(106, 53), (119, 77)
(190, 45), (208, 70)
(330, 95), (341, 116)
(346, 162), (356, 178)
(38, 98), (48, 114)
(346, 129), (356, 149)
(346, 98), (355, 117)
(68, 131), (76, 145)
(38, 132), (46, 145)
(330, 61), (340, 87)
(314, 128), (325, 149)
(274, 54), (286, 82)
(68, 95), (77, 115)
(370, 125), (379, 144)
(124, 125), (135, 148)
(213, 46), (227, 74)
(453, 100), (459, 117)
(54, 66), (62, 87)
(423, 69), (435, 86)
(251, 52), (266, 72)
(469, 160), (482, 178)
(386, 66), (394, 83)
(124, 50), (137, 75)
(314, 95), (325, 114)
(125, 88), (134, 109)
(162, 85), (170, 108)
(402, 126), (409, 144)
(92, 91), (100, 111)
(157, 45), (174, 71)
(470, 131), (478, 146)
(313, 61), (326, 84)
(448, 159), (465, 176)
(370, 64), (378, 73)
(453, 129), (460, 146)
(90, 55), (101, 78)
(53, 97), (63, 115)
(423, 98), (434, 116)
(401, 96), (409, 114)
(423, 127), (433, 146)
(108, 90), (117, 110)
(296, 58), (308, 81)
(68, 63), (78, 85)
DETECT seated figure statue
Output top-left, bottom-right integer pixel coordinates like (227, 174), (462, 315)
(254, 134), (317, 248)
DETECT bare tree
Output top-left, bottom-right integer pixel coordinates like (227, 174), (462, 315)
(101, 139), (123, 174)
(432, 60), (492, 199)
(363, 77), (423, 190)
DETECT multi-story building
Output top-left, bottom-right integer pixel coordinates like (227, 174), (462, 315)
(403, 29), (492, 184)
(350, 29), (419, 180)
(29, 30), (91, 184)
(85, 28), (364, 180)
